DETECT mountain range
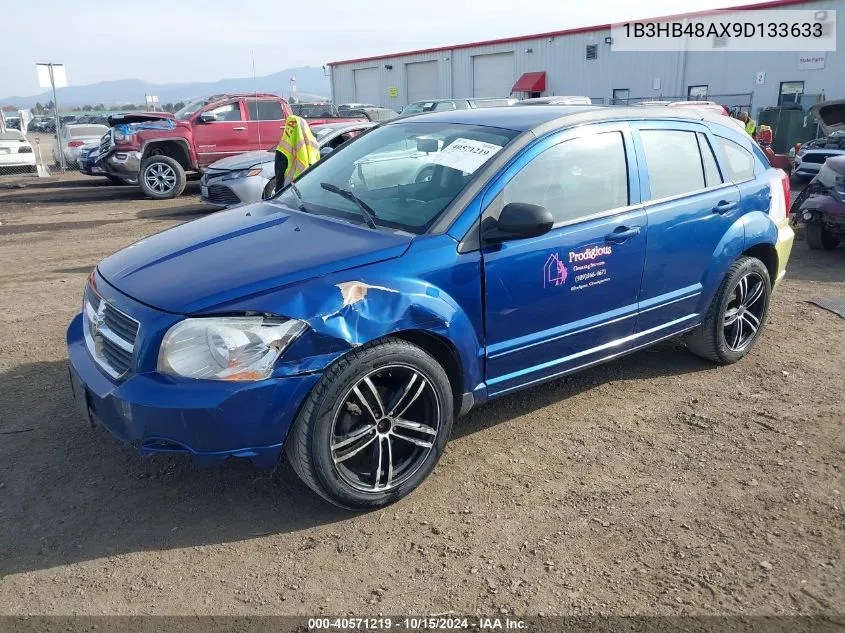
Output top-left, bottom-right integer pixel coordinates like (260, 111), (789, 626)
(1, 66), (331, 108)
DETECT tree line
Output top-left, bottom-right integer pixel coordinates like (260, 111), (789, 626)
(30, 101), (187, 114)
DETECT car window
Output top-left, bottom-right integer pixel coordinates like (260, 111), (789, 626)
(247, 99), (284, 121)
(502, 131), (629, 224)
(640, 129), (706, 199)
(697, 132), (723, 187)
(276, 121), (518, 234)
(205, 103), (242, 122)
(716, 136), (756, 182)
(433, 101), (457, 111)
(69, 126), (108, 137)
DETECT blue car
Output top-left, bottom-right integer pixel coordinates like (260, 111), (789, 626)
(67, 106), (795, 509)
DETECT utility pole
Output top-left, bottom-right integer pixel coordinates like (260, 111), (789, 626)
(36, 62), (66, 170)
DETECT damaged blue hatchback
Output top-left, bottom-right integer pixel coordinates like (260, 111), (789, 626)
(67, 106), (794, 509)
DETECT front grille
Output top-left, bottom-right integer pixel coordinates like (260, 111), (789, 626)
(98, 131), (113, 158)
(801, 152), (839, 165)
(207, 184), (241, 205)
(83, 283), (140, 380)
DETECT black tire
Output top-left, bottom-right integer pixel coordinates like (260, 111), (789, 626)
(687, 256), (772, 364)
(285, 337), (454, 510)
(262, 179), (277, 200)
(139, 155), (186, 200)
(806, 222), (839, 250)
(415, 165), (435, 183)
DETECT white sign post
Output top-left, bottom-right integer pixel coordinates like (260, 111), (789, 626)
(36, 62), (68, 170)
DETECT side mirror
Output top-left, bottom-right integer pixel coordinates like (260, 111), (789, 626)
(198, 112), (216, 123)
(482, 202), (554, 244)
(416, 137), (439, 153)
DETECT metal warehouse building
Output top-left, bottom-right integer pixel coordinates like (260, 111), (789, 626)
(328, 0), (842, 115)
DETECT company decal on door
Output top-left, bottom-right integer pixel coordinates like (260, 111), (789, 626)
(568, 245), (612, 291)
(543, 253), (568, 288)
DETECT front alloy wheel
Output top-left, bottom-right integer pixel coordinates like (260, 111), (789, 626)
(285, 338), (454, 509)
(139, 154), (187, 200)
(331, 365), (440, 492)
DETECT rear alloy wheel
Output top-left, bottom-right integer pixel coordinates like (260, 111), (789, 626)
(139, 155), (186, 200)
(806, 222), (840, 250)
(687, 256), (771, 364)
(285, 338), (453, 510)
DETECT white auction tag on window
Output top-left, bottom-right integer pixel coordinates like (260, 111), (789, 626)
(430, 138), (502, 174)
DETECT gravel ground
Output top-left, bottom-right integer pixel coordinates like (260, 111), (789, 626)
(0, 173), (843, 617)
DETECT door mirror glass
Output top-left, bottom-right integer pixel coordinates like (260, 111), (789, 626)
(198, 112), (216, 123)
(483, 202), (554, 243)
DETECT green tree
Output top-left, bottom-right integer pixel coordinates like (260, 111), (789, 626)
(174, 101), (185, 112)
(95, 103), (106, 111)
(46, 100), (54, 112)
(163, 102), (174, 112)
(82, 104), (93, 111)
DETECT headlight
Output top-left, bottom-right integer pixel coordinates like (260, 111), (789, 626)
(222, 167), (263, 180)
(157, 317), (307, 381)
(113, 130), (134, 144)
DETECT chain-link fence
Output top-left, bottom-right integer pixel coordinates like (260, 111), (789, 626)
(0, 98), (189, 179)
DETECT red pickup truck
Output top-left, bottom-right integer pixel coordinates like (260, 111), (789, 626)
(99, 93), (292, 199)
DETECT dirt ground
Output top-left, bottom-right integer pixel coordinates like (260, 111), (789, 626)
(0, 172), (843, 617)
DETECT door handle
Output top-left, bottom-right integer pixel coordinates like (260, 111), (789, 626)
(233, 126), (247, 131)
(712, 200), (738, 214)
(605, 226), (641, 243)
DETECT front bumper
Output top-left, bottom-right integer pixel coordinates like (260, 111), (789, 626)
(100, 150), (142, 184)
(65, 286), (320, 468)
(200, 171), (269, 207)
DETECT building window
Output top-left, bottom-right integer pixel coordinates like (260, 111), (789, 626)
(688, 85), (708, 99)
(586, 45), (598, 60)
(779, 81), (804, 105)
(612, 88), (629, 105)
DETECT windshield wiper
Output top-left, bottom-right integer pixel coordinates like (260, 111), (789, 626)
(286, 181), (309, 213)
(320, 182), (378, 229)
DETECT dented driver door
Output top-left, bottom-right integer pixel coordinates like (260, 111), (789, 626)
(480, 123), (647, 397)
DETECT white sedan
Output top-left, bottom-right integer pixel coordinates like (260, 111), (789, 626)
(52, 124), (109, 167)
(0, 130), (36, 173)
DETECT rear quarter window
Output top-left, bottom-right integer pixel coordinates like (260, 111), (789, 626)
(716, 136), (756, 182)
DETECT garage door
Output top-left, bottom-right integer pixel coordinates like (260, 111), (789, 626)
(406, 61), (439, 103)
(472, 52), (515, 98)
(354, 67), (380, 105)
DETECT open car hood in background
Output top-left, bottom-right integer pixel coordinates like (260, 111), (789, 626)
(107, 112), (176, 127)
(809, 100), (845, 136)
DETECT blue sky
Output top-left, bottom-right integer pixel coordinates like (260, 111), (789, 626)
(1, 0), (779, 97)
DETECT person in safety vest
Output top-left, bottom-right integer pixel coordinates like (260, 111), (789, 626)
(739, 111), (757, 138)
(274, 114), (320, 194)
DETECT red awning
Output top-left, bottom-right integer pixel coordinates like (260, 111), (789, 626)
(512, 71), (546, 93)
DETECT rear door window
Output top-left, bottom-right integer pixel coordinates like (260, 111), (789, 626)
(639, 129), (706, 199)
(716, 136), (756, 182)
(247, 99), (284, 121)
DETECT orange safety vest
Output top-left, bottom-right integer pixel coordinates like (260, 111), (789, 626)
(275, 115), (320, 184)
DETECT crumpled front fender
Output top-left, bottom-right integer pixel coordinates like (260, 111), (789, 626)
(196, 236), (485, 399)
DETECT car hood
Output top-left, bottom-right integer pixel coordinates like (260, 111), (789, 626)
(97, 202), (412, 314)
(207, 150), (274, 171)
(809, 100), (845, 136)
(107, 111), (175, 126)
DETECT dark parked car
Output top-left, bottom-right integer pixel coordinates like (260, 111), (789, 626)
(68, 106), (794, 509)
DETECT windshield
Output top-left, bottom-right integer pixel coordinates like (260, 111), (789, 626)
(70, 125), (108, 137)
(276, 121), (518, 234)
(401, 102), (434, 115)
(174, 98), (211, 120)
